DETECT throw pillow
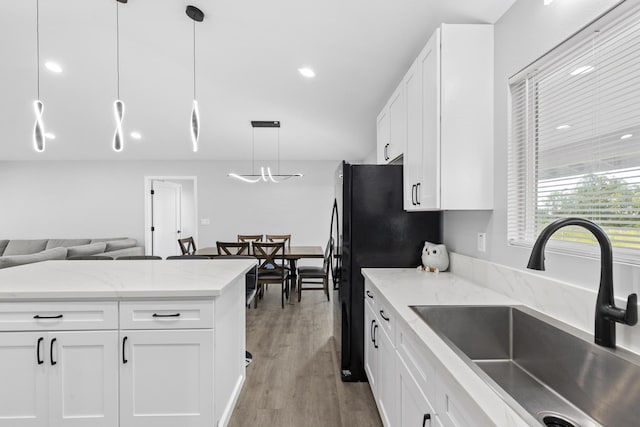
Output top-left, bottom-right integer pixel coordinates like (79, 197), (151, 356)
(0, 247), (68, 269)
(105, 238), (137, 252)
(66, 242), (107, 259)
(3, 239), (48, 256)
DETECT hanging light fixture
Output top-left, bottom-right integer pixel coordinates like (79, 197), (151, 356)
(33, 0), (45, 152)
(186, 5), (204, 152)
(228, 121), (304, 183)
(113, 0), (127, 152)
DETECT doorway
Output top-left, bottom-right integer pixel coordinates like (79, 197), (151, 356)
(144, 176), (198, 258)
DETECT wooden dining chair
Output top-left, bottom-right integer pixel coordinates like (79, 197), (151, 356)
(297, 238), (332, 302)
(178, 237), (196, 255)
(237, 235), (263, 255)
(253, 242), (290, 309)
(266, 234), (291, 249)
(217, 241), (250, 256)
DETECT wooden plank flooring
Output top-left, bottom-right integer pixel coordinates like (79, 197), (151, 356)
(228, 286), (383, 427)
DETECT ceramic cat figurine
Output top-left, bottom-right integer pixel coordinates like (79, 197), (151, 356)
(420, 241), (449, 272)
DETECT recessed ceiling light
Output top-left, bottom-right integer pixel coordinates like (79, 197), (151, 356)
(570, 65), (594, 76)
(130, 131), (142, 140)
(556, 124), (571, 130)
(544, 0), (554, 5)
(620, 134), (633, 140)
(44, 132), (55, 139)
(44, 61), (62, 73)
(298, 68), (316, 78)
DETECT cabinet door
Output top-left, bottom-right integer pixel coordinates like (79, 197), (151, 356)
(0, 332), (48, 427)
(119, 330), (214, 427)
(388, 84), (407, 162)
(377, 109), (390, 164)
(376, 327), (397, 427)
(398, 356), (435, 427)
(418, 28), (441, 209)
(404, 60), (422, 211)
(48, 331), (118, 427)
(364, 302), (378, 396)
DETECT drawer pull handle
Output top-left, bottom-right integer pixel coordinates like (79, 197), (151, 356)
(380, 310), (390, 322)
(366, 290), (374, 299)
(423, 413), (431, 426)
(50, 338), (57, 366)
(36, 337), (44, 365)
(152, 313), (181, 318)
(122, 336), (128, 364)
(34, 314), (63, 319)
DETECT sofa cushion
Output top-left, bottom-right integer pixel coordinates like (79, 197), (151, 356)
(90, 238), (127, 244)
(46, 239), (91, 250)
(0, 247), (68, 269)
(3, 239), (48, 256)
(66, 242), (107, 259)
(102, 246), (144, 258)
(0, 240), (8, 256)
(105, 238), (137, 252)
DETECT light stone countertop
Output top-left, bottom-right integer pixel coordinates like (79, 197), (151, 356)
(361, 268), (536, 427)
(0, 259), (257, 300)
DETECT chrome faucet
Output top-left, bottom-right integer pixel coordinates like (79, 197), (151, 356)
(527, 217), (637, 348)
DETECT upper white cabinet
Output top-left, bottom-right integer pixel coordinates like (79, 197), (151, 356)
(377, 83), (407, 163)
(378, 24), (494, 210)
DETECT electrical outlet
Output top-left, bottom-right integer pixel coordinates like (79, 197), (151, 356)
(477, 233), (486, 252)
(200, 218), (210, 225)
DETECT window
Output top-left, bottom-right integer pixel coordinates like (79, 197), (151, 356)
(508, 2), (640, 263)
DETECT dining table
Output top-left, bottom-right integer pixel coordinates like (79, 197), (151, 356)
(195, 245), (324, 291)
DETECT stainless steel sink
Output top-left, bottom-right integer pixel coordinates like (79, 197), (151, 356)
(410, 305), (640, 427)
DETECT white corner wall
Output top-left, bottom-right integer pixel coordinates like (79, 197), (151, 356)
(442, 0), (640, 297)
(0, 160), (338, 251)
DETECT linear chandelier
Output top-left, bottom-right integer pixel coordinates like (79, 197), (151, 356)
(228, 121), (303, 183)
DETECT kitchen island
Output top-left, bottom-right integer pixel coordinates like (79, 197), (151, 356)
(0, 258), (256, 427)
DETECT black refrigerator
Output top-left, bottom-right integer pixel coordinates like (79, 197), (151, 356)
(331, 161), (442, 382)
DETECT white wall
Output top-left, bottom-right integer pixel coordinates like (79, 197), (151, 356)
(0, 160), (339, 251)
(443, 0), (640, 297)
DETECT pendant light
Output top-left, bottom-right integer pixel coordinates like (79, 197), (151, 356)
(228, 121), (304, 183)
(113, 0), (127, 152)
(186, 5), (204, 153)
(33, 0), (45, 152)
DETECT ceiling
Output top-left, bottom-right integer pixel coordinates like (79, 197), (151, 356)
(0, 0), (515, 161)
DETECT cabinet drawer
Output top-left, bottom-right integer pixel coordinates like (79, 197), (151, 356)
(364, 282), (377, 310)
(0, 302), (118, 331)
(120, 300), (214, 330)
(436, 370), (492, 427)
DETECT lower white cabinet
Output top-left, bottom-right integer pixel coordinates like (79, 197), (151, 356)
(365, 301), (378, 395)
(397, 356), (439, 427)
(119, 330), (214, 427)
(0, 332), (48, 427)
(0, 331), (118, 427)
(376, 326), (398, 427)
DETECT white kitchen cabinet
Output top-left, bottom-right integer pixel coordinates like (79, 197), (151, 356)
(0, 330), (118, 427)
(364, 300), (379, 396)
(0, 332), (48, 427)
(49, 331), (119, 427)
(376, 325), (398, 427)
(398, 356), (437, 427)
(377, 82), (407, 164)
(403, 24), (494, 211)
(119, 329), (214, 427)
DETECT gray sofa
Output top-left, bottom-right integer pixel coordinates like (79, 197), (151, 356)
(0, 238), (144, 269)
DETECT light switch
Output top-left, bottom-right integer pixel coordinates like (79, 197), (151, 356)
(477, 233), (486, 252)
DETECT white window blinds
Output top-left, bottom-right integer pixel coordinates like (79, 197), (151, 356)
(508, 2), (640, 263)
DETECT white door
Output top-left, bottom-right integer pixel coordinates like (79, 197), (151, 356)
(377, 326), (398, 427)
(151, 181), (182, 258)
(398, 356), (436, 427)
(418, 28), (441, 209)
(0, 332), (48, 427)
(48, 331), (118, 427)
(364, 303), (378, 396)
(119, 330), (214, 427)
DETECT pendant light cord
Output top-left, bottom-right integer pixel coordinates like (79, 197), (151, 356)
(193, 20), (197, 99)
(36, 0), (40, 99)
(252, 128), (255, 175)
(116, 1), (120, 99)
(277, 128), (281, 175)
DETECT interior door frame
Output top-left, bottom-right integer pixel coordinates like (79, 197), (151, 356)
(144, 176), (198, 256)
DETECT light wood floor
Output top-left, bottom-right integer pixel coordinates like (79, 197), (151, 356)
(228, 286), (383, 427)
